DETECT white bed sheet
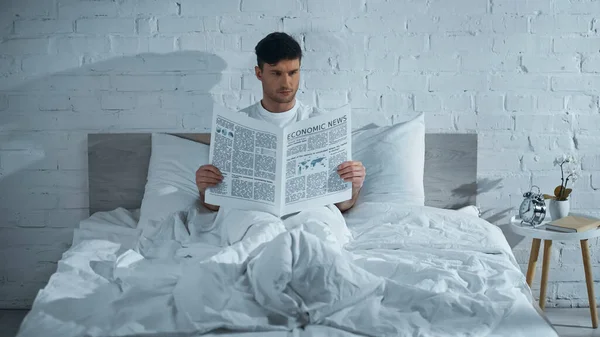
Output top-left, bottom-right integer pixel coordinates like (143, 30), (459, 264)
(15, 202), (558, 337)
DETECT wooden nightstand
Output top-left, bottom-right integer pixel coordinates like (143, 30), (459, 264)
(510, 215), (600, 329)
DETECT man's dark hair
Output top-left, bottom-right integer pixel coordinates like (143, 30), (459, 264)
(255, 32), (302, 70)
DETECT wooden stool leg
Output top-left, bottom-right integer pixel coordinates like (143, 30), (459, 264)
(581, 239), (598, 329)
(527, 239), (542, 287)
(539, 240), (552, 311)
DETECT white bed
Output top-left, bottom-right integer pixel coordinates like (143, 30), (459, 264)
(14, 113), (558, 336)
(15, 202), (558, 337)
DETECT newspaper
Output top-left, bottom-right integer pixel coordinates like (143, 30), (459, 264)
(205, 105), (352, 217)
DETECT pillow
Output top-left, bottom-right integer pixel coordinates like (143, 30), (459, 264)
(351, 112), (425, 206)
(137, 133), (210, 228)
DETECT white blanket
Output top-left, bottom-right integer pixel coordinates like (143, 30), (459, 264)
(16, 203), (559, 337)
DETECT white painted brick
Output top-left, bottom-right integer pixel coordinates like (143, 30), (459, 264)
(381, 94), (413, 113)
(220, 16), (279, 33)
(58, 1), (119, 18)
(478, 132), (531, 151)
(355, 108), (390, 129)
(69, 94), (102, 112)
(475, 93), (504, 112)
(430, 35), (492, 53)
(428, 0), (487, 15)
(442, 94), (471, 111)
(222, 91), (253, 111)
(149, 37), (177, 53)
(593, 173), (600, 190)
(300, 52), (333, 71)
(119, 0), (179, 16)
(490, 75), (548, 91)
(180, 33), (239, 51)
(407, 15), (491, 34)
(53, 37), (109, 54)
(15, 20), (73, 35)
(368, 35), (425, 54)
(346, 16), (406, 33)
(307, 0), (365, 14)
(0, 148), (55, 172)
(582, 155), (600, 171)
(554, 0), (600, 14)
(454, 112), (477, 130)
(414, 93), (441, 112)
(515, 114), (572, 132)
(0, 209), (46, 228)
(365, 53), (397, 72)
(110, 75), (181, 92)
(400, 55), (459, 72)
(367, 73), (427, 91)
(537, 94), (565, 112)
(335, 53), (365, 71)
(136, 17), (158, 36)
(181, 113), (212, 131)
(0, 38), (50, 55)
(532, 15), (592, 34)
(576, 115), (600, 131)
(460, 53), (519, 73)
(522, 154), (559, 172)
(529, 134), (575, 152)
(20, 55), (81, 75)
(242, 0), (301, 14)
(493, 35), (552, 54)
(575, 135), (600, 152)
(366, 0), (426, 14)
(58, 192), (89, 209)
(158, 17), (206, 34)
(424, 113), (455, 131)
(349, 91), (380, 109)
(283, 16), (343, 33)
(506, 94), (535, 112)
(491, 0), (552, 14)
(6, 0), (56, 18)
(305, 72), (365, 91)
(554, 37), (600, 54)
(492, 14), (529, 33)
(181, 73), (226, 91)
(242, 73), (261, 91)
(306, 34), (366, 52)
(0, 56), (14, 76)
(0, 93), (7, 111)
(181, 0), (241, 15)
(316, 91), (348, 109)
(0, 228), (73, 246)
(571, 191), (600, 209)
(478, 151), (522, 171)
(477, 114), (514, 130)
(117, 112), (181, 130)
(552, 76), (600, 92)
(109, 36), (150, 55)
(429, 74), (487, 92)
(76, 18), (135, 34)
(521, 55), (580, 73)
(161, 93), (214, 110)
(38, 95), (72, 111)
(582, 57), (600, 73)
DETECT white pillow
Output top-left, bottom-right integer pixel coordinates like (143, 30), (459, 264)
(137, 133), (210, 228)
(351, 112), (425, 206)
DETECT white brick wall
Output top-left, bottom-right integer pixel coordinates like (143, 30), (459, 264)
(1, 0), (600, 309)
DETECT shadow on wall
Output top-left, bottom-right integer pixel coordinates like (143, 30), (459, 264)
(0, 52), (228, 304)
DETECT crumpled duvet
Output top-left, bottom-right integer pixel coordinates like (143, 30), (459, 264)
(16, 202), (559, 337)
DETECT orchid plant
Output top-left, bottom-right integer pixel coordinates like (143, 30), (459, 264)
(543, 154), (580, 201)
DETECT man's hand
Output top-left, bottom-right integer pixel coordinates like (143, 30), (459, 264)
(335, 161), (366, 213)
(196, 164), (222, 212)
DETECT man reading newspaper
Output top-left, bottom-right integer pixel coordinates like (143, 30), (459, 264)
(195, 32), (366, 247)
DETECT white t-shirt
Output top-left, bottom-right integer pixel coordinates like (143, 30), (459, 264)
(239, 99), (323, 128)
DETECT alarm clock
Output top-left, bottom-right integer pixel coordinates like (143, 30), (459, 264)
(519, 185), (547, 226)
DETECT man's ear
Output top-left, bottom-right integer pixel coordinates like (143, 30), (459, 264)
(255, 66), (262, 81)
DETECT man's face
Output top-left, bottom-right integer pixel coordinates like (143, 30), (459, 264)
(255, 58), (300, 104)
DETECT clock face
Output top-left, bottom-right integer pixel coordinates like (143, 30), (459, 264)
(520, 199), (534, 222)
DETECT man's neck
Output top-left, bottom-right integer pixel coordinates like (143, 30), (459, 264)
(260, 97), (296, 113)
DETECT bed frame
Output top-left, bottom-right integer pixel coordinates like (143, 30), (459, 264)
(87, 133), (477, 215)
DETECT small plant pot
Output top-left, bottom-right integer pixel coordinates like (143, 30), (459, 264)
(549, 199), (570, 220)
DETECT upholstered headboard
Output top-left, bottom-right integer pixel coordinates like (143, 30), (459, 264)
(87, 133), (477, 215)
